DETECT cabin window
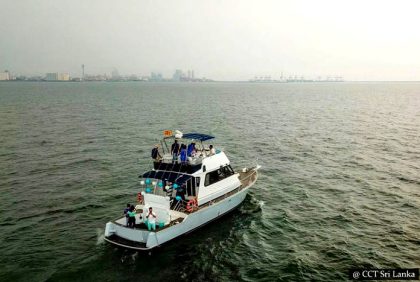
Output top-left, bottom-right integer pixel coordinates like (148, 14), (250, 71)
(227, 165), (235, 175)
(205, 170), (218, 186)
(219, 165), (235, 178)
(204, 173), (209, 186)
(204, 165), (234, 186)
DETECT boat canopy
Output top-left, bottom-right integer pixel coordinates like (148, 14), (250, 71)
(141, 170), (193, 185)
(182, 133), (214, 141)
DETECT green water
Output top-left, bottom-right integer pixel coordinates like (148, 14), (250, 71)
(0, 82), (419, 281)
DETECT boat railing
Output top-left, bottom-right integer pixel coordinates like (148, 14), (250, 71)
(172, 198), (187, 212)
(238, 167), (259, 188)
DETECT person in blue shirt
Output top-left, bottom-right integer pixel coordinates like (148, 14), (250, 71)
(187, 142), (196, 157)
(180, 144), (188, 164)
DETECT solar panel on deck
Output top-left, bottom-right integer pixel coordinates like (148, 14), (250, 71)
(142, 171), (193, 185)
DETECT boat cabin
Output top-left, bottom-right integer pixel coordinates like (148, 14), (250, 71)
(138, 132), (241, 213)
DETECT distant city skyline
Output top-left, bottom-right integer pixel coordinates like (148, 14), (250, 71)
(0, 68), (216, 82)
(0, 67), (346, 82)
(1, 1), (420, 81)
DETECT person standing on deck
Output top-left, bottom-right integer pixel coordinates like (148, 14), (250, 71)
(123, 203), (130, 226)
(151, 144), (162, 161)
(171, 140), (180, 162)
(146, 207), (157, 231)
(127, 205), (136, 228)
(180, 144), (188, 164)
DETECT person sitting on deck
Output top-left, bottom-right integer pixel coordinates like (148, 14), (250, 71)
(151, 144), (162, 161)
(146, 207), (157, 231)
(171, 140), (180, 162)
(123, 203), (130, 226)
(208, 144), (216, 156)
(127, 205), (136, 228)
(180, 144), (188, 164)
(187, 142), (196, 157)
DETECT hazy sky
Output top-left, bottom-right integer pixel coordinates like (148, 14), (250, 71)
(1, 0), (420, 80)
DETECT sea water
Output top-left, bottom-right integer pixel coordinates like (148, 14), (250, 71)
(0, 82), (419, 281)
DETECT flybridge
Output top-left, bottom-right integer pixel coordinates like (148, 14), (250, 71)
(157, 130), (216, 165)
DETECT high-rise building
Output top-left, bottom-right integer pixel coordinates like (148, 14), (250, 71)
(172, 69), (183, 81)
(46, 73), (58, 81)
(111, 68), (120, 80)
(151, 72), (163, 81)
(0, 70), (10, 81)
(58, 73), (70, 81)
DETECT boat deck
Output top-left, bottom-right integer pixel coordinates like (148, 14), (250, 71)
(113, 215), (185, 231)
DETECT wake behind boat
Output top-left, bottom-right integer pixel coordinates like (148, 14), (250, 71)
(104, 130), (260, 250)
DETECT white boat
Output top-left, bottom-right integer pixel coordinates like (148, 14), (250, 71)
(104, 131), (260, 250)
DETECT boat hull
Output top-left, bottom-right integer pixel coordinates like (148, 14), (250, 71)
(104, 186), (249, 250)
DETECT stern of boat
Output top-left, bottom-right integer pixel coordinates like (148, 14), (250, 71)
(104, 221), (151, 250)
(104, 207), (187, 250)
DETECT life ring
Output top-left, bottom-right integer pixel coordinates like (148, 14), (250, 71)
(186, 198), (198, 212)
(137, 192), (143, 203)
